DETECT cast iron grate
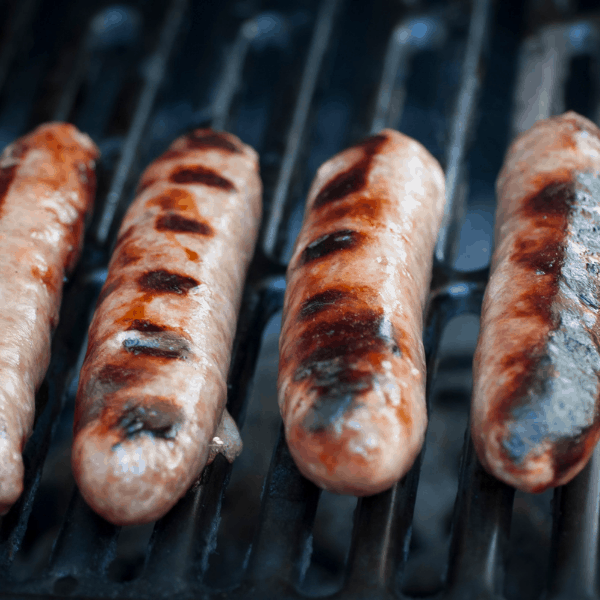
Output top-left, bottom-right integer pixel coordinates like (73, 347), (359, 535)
(0, 0), (598, 598)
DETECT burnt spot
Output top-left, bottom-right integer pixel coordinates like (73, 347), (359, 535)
(116, 399), (184, 441)
(170, 165), (235, 191)
(146, 188), (195, 211)
(138, 269), (199, 295)
(0, 140), (27, 214)
(183, 130), (242, 154)
(127, 319), (167, 333)
(76, 362), (148, 431)
(313, 134), (387, 209)
(300, 230), (365, 265)
(300, 289), (350, 319)
(508, 180), (574, 326)
(113, 243), (143, 268)
(122, 331), (190, 360)
(156, 213), (213, 236)
(294, 308), (398, 431)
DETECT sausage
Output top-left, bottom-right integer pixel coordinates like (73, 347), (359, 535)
(0, 123), (98, 514)
(72, 129), (261, 526)
(278, 129), (445, 495)
(471, 111), (600, 493)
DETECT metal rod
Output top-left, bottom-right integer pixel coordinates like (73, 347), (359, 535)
(546, 441), (600, 600)
(94, 0), (188, 245)
(434, 0), (493, 267)
(261, 0), (341, 259)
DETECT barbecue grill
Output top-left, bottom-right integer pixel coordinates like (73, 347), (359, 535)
(0, 0), (597, 598)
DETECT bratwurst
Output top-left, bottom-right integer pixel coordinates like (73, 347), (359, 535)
(72, 129), (261, 525)
(0, 123), (98, 514)
(471, 111), (600, 493)
(278, 129), (445, 495)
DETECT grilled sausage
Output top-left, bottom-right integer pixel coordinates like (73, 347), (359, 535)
(278, 129), (445, 495)
(0, 123), (98, 514)
(471, 111), (600, 493)
(72, 129), (261, 526)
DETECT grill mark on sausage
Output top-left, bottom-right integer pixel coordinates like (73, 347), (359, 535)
(293, 308), (398, 431)
(146, 188), (196, 211)
(300, 230), (366, 265)
(0, 140), (27, 214)
(299, 289), (350, 319)
(155, 213), (213, 236)
(127, 319), (167, 333)
(170, 165), (235, 191)
(122, 331), (191, 360)
(182, 130), (242, 154)
(488, 179), (575, 467)
(115, 399), (184, 442)
(138, 269), (199, 295)
(313, 134), (387, 209)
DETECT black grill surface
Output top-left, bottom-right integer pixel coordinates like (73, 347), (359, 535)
(0, 0), (599, 598)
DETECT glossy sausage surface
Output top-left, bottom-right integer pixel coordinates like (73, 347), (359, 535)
(0, 123), (98, 514)
(471, 111), (600, 493)
(278, 129), (445, 495)
(72, 129), (261, 525)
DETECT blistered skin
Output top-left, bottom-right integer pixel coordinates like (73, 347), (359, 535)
(278, 129), (445, 495)
(0, 123), (98, 514)
(72, 130), (261, 526)
(472, 111), (600, 493)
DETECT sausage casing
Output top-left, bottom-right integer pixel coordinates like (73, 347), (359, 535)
(278, 129), (445, 495)
(471, 111), (600, 493)
(0, 123), (98, 514)
(72, 129), (261, 525)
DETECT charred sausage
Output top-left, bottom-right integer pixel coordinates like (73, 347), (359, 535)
(0, 123), (98, 514)
(471, 111), (600, 493)
(72, 129), (261, 525)
(278, 129), (445, 495)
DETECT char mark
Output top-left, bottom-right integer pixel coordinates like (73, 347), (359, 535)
(122, 331), (190, 360)
(312, 134), (387, 209)
(300, 230), (365, 265)
(138, 269), (199, 295)
(170, 165), (235, 191)
(116, 399), (184, 441)
(299, 289), (349, 319)
(156, 213), (213, 235)
(294, 308), (397, 431)
(127, 319), (167, 333)
(183, 130), (242, 154)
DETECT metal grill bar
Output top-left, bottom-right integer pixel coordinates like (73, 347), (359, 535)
(94, 0), (188, 245)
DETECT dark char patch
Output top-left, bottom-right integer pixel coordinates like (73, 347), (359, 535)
(300, 289), (349, 319)
(127, 319), (167, 333)
(122, 331), (190, 360)
(294, 308), (397, 431)
(138, 270), (199, 295)
(184, 130), (242, 154)
(313, 133), (387, 209)
(300, 230), (365, 265)
(170, 165), (234, 191)
(117, 399), (184, 441)
(156, 213), (213, 235)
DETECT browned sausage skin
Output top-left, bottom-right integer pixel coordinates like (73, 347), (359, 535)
(471, 111), (600, 493)
(72, 129), (261, 526)
(0, 123), (98, 514)
(278, 129), (445, 495)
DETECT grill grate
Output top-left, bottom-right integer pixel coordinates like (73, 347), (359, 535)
(0, 0), (599, 598)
